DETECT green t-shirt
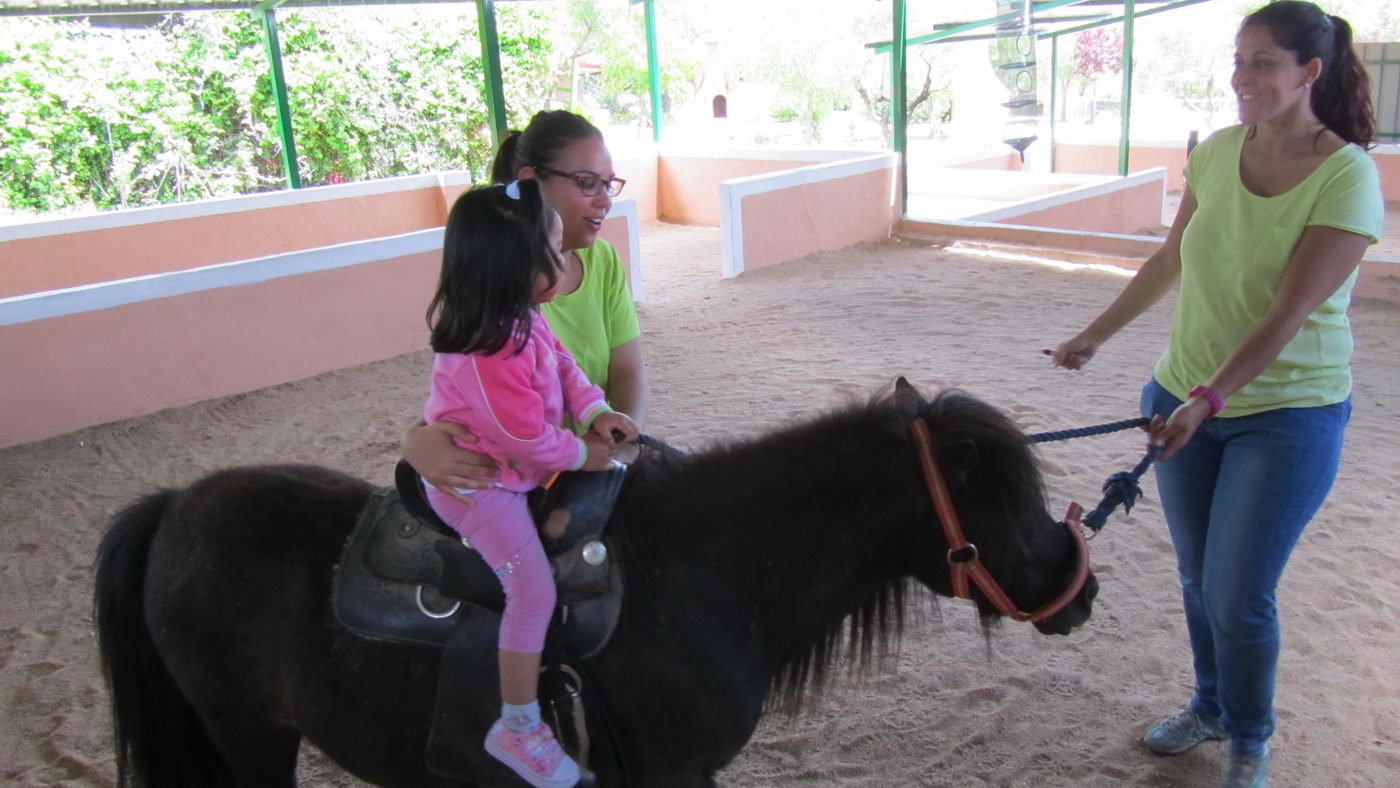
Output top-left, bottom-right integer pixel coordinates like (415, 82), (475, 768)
(1154, 125), (1383, 416)
(541, 239), (641, 431)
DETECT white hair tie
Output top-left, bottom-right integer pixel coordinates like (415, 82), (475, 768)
(504, 180), (521, 200)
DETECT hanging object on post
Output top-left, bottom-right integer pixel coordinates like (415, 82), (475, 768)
(989, 0), (1041, 162)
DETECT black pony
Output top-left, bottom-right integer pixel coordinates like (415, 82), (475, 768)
(94, 381), (1097, 787)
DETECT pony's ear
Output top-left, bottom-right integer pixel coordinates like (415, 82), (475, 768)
(893, 376), (927, 418)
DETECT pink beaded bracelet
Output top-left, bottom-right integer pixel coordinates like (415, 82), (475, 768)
(1188, 385), (1226, 417)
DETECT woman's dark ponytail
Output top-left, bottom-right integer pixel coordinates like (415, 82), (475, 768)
(487, 111), (603, 184)
(490, 130), (524, 185)
(1313, 14), (1375, 149)
(1243, 2), (1375, 148)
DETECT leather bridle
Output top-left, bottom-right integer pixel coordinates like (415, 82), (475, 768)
(911, 420), (1091, 624)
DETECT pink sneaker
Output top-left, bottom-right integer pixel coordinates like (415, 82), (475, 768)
(484, 719), (580, 788)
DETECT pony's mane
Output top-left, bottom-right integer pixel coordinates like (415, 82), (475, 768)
(766, 577), (912, 716)
(631, 386), (1045, 715)
(766, 388), (1045, 713)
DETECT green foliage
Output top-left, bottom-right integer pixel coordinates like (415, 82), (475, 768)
(567, 1), (693, 126)
(1, 19), (169, 211)
(0, 8), (556, 216)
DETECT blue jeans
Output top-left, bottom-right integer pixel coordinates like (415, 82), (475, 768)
(1140, 379), (1350, 757)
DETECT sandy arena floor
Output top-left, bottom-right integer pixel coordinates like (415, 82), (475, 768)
(2, 222), (1398, 786)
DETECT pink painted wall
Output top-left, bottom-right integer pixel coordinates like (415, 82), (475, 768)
(1375, 152), (1399, 205)
(441, 181), (471, 212)
(598, 216), (632, 283)
(740, 168), (896, 273)
(660, 157), (822, 226)
(997, 180), (1165, 235)
(949, 152), (1026, 171)
(897, 219), (1398, 310)
(1, 171), (646, 447)
(0, 250), (439, 448)
(614, 152), (659, 221)
(1053, 143), (1189, 191)
(1051, 143), (1399, 201)
(1, 185), (447, 298)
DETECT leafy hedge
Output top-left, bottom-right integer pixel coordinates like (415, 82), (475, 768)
(1, 9), (555, 214)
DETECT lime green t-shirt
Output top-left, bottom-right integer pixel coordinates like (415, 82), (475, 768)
(541, 239), (641, 431)
(1153, 125), (1383, 417)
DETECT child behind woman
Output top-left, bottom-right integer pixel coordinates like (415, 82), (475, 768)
(422, 180), (637, 788)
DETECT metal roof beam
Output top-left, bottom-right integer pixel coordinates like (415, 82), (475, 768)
(869, 0), (1212, 51)
(869, 0), (1088, 53)
(1, 0), (484, 19)
(1040, 0), (1211, 37)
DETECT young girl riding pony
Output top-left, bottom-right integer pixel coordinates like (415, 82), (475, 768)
(423, 179), (638, 788)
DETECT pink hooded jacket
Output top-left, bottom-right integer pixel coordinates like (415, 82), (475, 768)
(424, 314), (610, 492)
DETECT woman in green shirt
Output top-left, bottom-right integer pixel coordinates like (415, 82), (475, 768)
(404, 111), (649, 495)
(1051, 3), (1381, 786)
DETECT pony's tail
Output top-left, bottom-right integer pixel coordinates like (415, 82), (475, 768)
(94, 490), (234, 788)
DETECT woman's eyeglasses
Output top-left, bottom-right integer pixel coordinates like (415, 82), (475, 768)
(534, 166), (626, 198)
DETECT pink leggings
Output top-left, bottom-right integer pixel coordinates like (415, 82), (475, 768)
(425, 487), (555, 653)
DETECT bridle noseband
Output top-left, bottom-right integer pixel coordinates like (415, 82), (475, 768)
(911, 420), (1091, 624)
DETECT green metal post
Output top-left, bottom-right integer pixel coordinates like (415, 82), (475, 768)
(1050, 35), (1058, 173)
(1118, 0), (1135, 176)
(476, 0), (508, 149)
(892, 0), (907, 215)
(644, 0), (662, 142)
(257, 6), (300, 189)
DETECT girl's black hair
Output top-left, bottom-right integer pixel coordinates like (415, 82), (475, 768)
(490, 110), (604, 184)
(427, 179), (560, 356)
(1243, 1), (1375, 148)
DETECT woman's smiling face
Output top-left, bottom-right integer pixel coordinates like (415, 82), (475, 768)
(1232, 24), (1319, 126)
(523, 136), (615, 252)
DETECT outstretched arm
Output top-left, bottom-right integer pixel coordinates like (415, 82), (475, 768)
(1052, 188), (1197, 369)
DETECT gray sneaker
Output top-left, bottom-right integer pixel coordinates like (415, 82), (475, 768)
(1143, 708), (1227, 755)
(1222, 746), (1270, 788)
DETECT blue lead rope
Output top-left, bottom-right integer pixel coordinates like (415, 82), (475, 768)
(1027, 416), (1159, 533)
(1027, 417), (1149, 444)
(1081, 445), (1163, 533)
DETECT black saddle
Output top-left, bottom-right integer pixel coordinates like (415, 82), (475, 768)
(330, 459), (631, 784)
(332, 440), (682, 783)
(332, 459), (627, 658)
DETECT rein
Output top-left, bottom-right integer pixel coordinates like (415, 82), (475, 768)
(910, 420), (1091, 624)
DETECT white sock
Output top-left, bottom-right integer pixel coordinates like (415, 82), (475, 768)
(502, 700), (541, 733)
